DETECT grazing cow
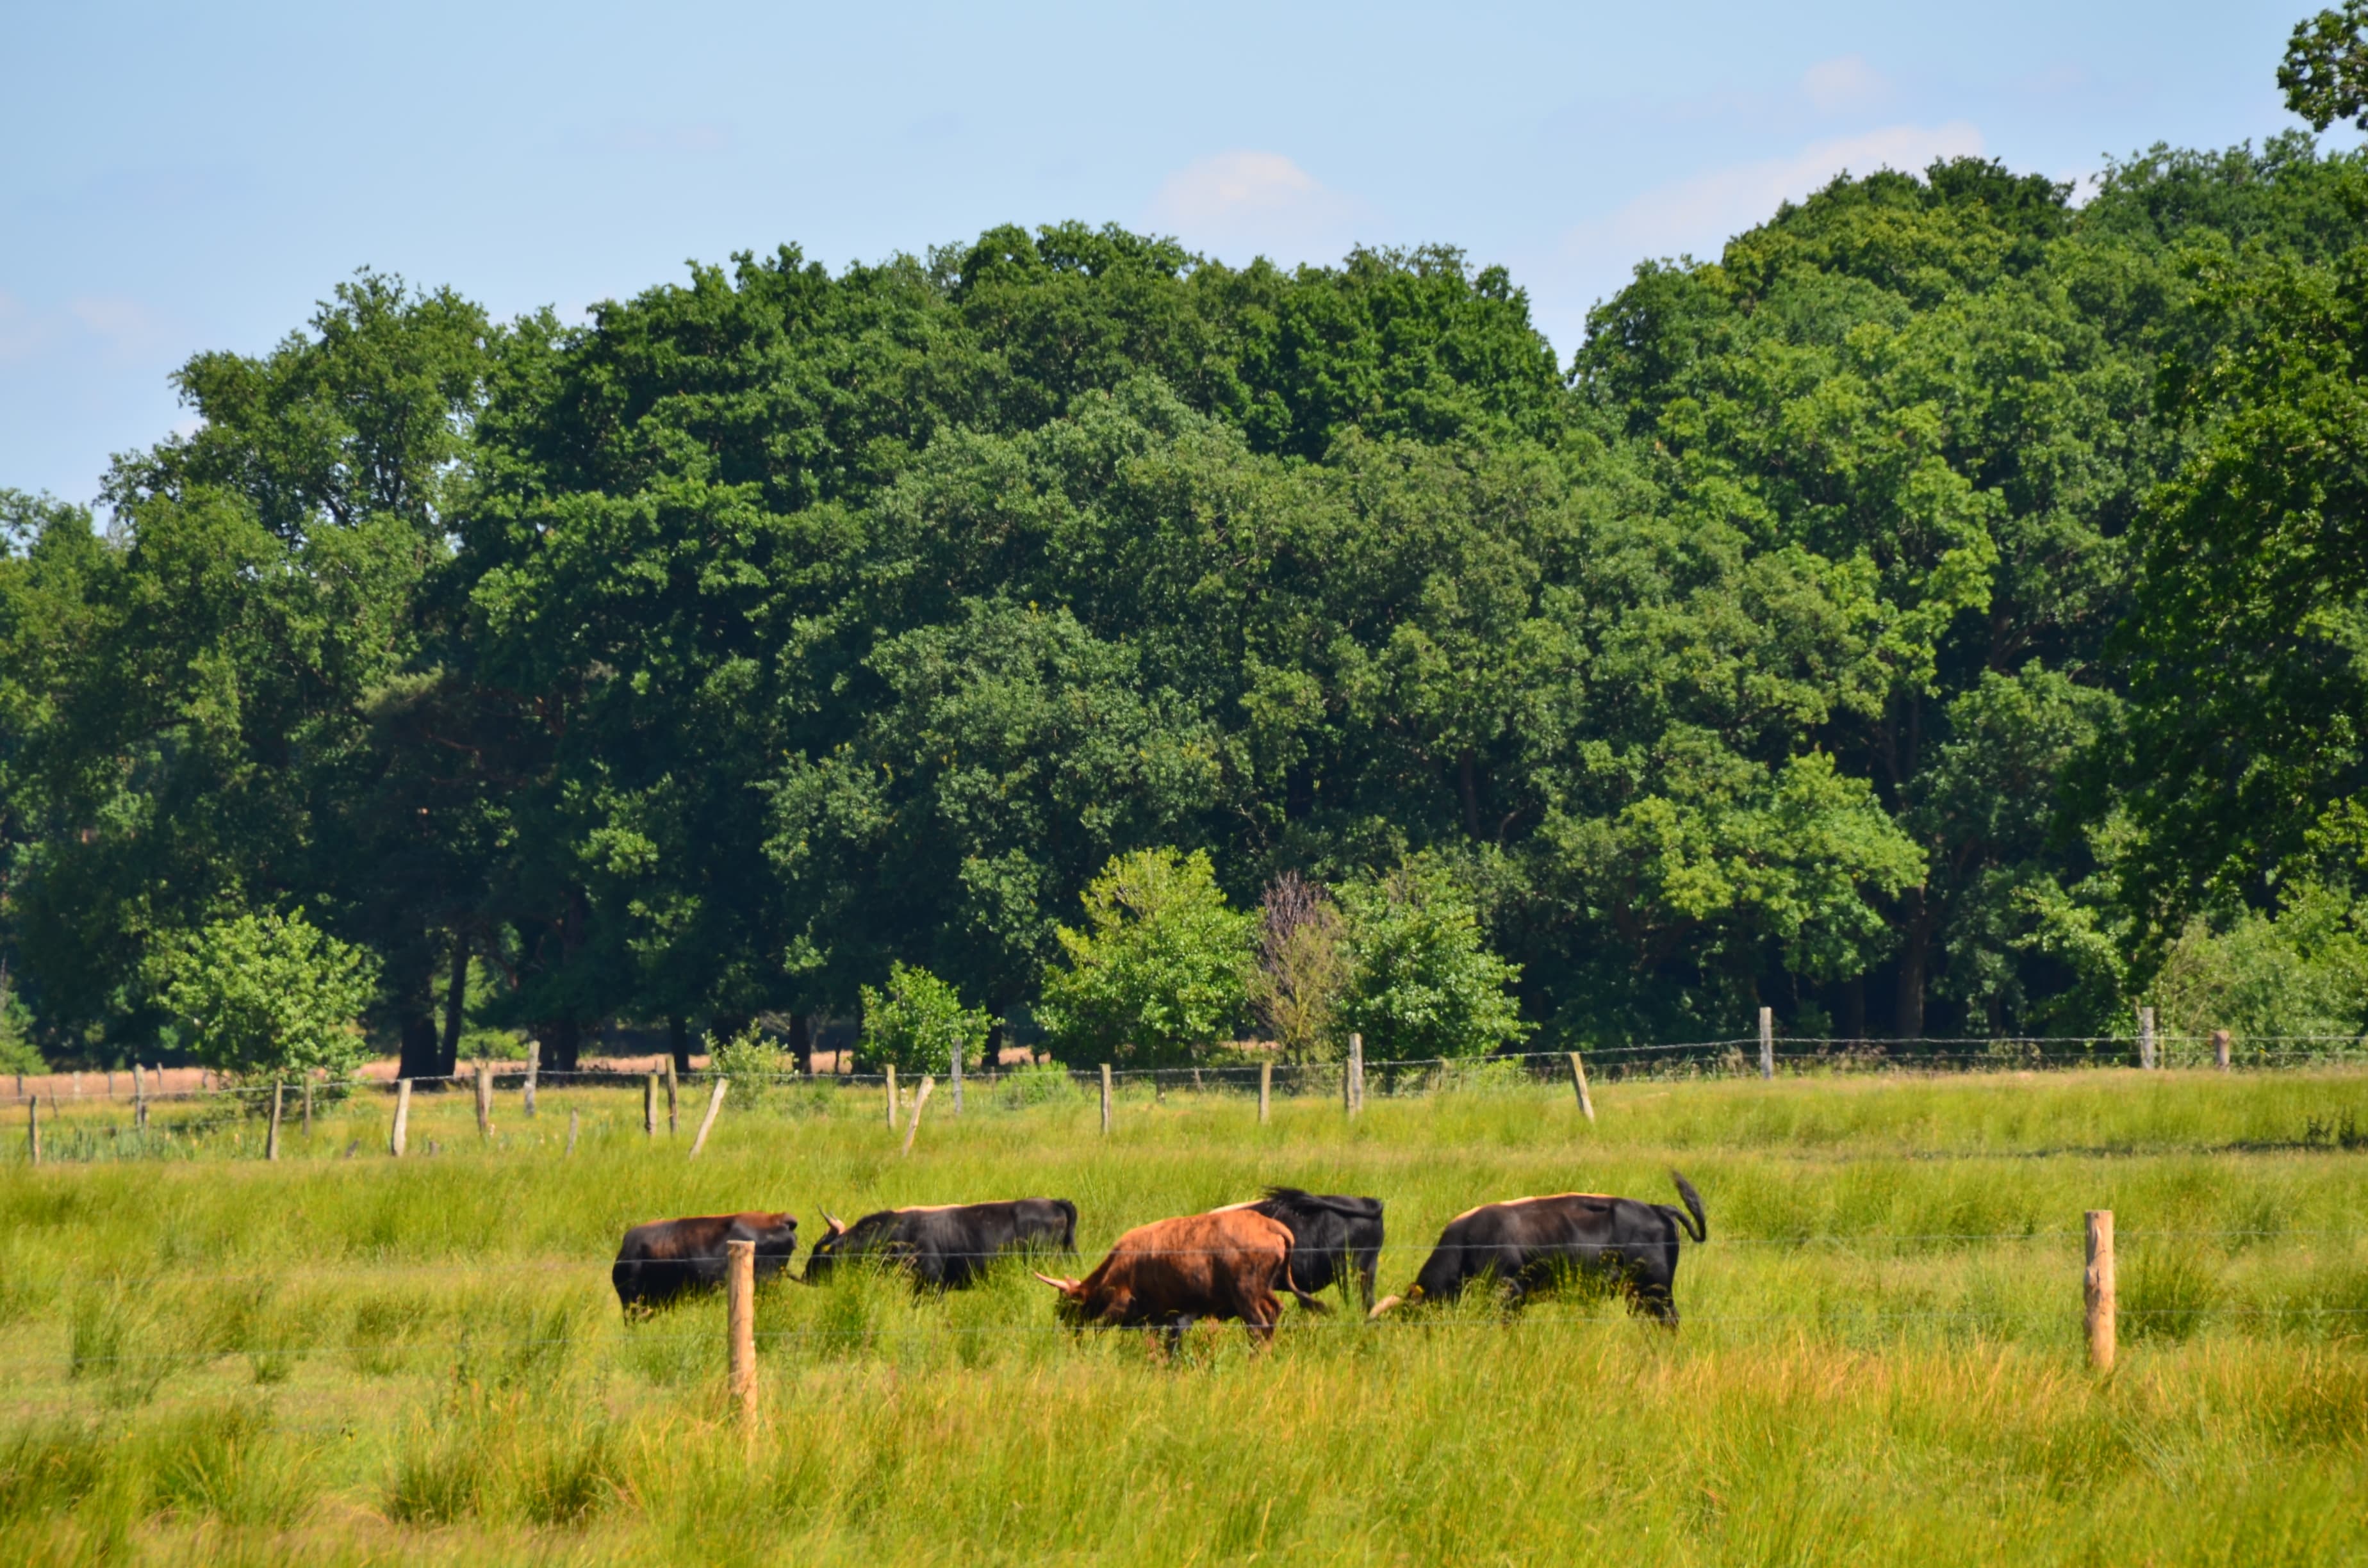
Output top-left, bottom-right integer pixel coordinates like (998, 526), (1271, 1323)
(1369, 1172), (1706, 1325)
(802, 1198), (1077, 1288)
(1212, 1189), (1385, 1311)
(611, 1212), (799, 1314)
(1034, 1209), (1329, 1349)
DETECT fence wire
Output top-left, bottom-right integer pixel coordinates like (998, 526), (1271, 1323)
(12, 1031), (2368, 1115)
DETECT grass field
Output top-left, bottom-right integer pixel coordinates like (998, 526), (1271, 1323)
(3, 1066), (2366, 1564)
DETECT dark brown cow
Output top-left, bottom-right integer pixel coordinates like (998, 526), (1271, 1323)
(1370, 1172), (1706, 1325)
(1033, 1209), (1329, 1349)
(612, 1211), (798, 1314)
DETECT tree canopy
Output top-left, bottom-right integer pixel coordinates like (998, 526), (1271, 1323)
(10, 34), (2368, 1065)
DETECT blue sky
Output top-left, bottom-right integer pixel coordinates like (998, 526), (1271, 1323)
(1, 1), (2345, 505)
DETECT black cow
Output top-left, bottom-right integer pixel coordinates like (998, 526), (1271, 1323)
(803, 1198), (1076, 1288)
(1214, 1189), (1385, 1311)
(1369, 1172), (1707, 1325)
(612, 1211), (799, 1314)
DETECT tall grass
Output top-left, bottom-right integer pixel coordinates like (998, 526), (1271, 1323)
(0, 1068), (2363, 1562)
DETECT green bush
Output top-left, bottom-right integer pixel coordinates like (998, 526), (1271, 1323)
(2150, 883), (2368, 1047)
(154, 909), (378, 1081)
(857, 963), (992, 1074)
(1037, 848), (1254, 1066)
(0, 990), (42, 1075)
(707, 1027), (786, 1106)
(1251, 871), (1348, 1064)
(1336, 862), (1530, 1062)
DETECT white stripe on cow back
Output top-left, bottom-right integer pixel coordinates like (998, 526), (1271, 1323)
(1449, 1193), (1615, 1224)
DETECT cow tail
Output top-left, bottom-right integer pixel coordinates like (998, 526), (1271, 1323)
(1668, 1170), (1707, 1243)
(1055, 1198), (1078, 1254)
(1283, 1256), (1333, 1315)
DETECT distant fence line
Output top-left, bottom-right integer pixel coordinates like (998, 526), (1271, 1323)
(10, 1029), (2368, 1113)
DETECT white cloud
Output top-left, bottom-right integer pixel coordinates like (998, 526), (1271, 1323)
(0, 291), (175, 365)
(1562, 120), (1986, 279)
(1801, 54), (1889, 115)
(68, 297), (172, 361)
(1147, 151), (1370, 265)
(0, 291), (45, 363)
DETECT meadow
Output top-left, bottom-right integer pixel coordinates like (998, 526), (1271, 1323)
(2, 1066), (2365, 1565)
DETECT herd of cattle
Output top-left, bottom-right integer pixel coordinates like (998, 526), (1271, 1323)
(613, 1173), (1708, 1343)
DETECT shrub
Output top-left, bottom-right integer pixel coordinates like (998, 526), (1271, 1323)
(0, 989), (42, 1075)
(1336, 862), (1530, 1062)
(707, 1027), (786, 1106)
(857, 963), (992, 1074)
(154, 909), (378, 1082)
(1251, 872), (1347, 1063)
(2150, 883), (2368, 1047)
(1037, 848), (1254, 1066)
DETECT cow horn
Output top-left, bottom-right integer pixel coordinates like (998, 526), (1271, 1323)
(1367, 1294), (1404, 1319)
(823, 1212), (847, 1236)
(1032, 1271), (1080, 1293)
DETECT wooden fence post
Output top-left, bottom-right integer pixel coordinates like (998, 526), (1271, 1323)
(2137, 1006), (2157, 1070)
(390, 1079), (412, 1157)
(26, 1098), (38, 1166)
(2213, 1029), (2231, 1072)
(1759, 1007), (1774, 1081)
(901, 1076), (935, 1156)
(885, 1065), (900, 1132)
(134, 1064), (147, 1133)
(302, 1075), (313, 1137)
(566, 1106), (580, 1156)
(644, 1074), (659, 1139)
(1569, 1052), (1596, 1123)
(664, 1057), (678, 1135)
(1258, 1060), (1272, 1124)
(1347, 1033), (1365, 1115)
(2085, 1209), (2116, 1372)
(475, 1063), (493, 1141)
(1100, 1064), (1112, 1137)
(689, 1078), (728, 1159)
(267, 1082), (284, 1161)
(725, 1237), (758, 1425)
(524, 1040), (539, 1119)
(950, 1039), (964, 1116)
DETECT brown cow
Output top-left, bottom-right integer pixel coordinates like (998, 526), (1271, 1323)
(612, 1211), (798, 1314)
(1033, 1209), (1329, 1350)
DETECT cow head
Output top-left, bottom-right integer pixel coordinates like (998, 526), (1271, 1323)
(801, 1212), (855, 1281)
(1033, 1270), (1090, 1324)
(728, 1212), (800, 1257)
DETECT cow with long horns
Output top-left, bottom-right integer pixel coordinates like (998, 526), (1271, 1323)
(803, 1198), (1076, 1288)
(1369, 1173), (1706, 1325)
(1035, 1209), (1329, 1349)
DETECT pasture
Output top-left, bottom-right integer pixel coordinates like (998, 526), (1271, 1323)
(2, 1067), (2365, 1564)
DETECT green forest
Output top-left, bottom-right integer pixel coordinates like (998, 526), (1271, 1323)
(10, 22), (2368, 1077)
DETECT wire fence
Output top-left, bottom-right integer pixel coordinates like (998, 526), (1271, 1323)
(12, 1030), (2368, 1114)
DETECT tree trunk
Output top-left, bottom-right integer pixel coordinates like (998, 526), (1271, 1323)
(397, 1011), (441, 1081)
(981, 1019), (999, 1074)
(1895, 888), (1930, 1041)
(668, 1016), (691, 1075)
(1839, 973), (1866, 1044)
(790, 1013), (812, 1075)
(436, 938), (468, 1079)
(543, 1017), (581, 1074)
(1458, 749), (1481, 838)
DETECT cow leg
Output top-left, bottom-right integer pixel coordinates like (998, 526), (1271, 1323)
(1156, 1316), (1194, 1357)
